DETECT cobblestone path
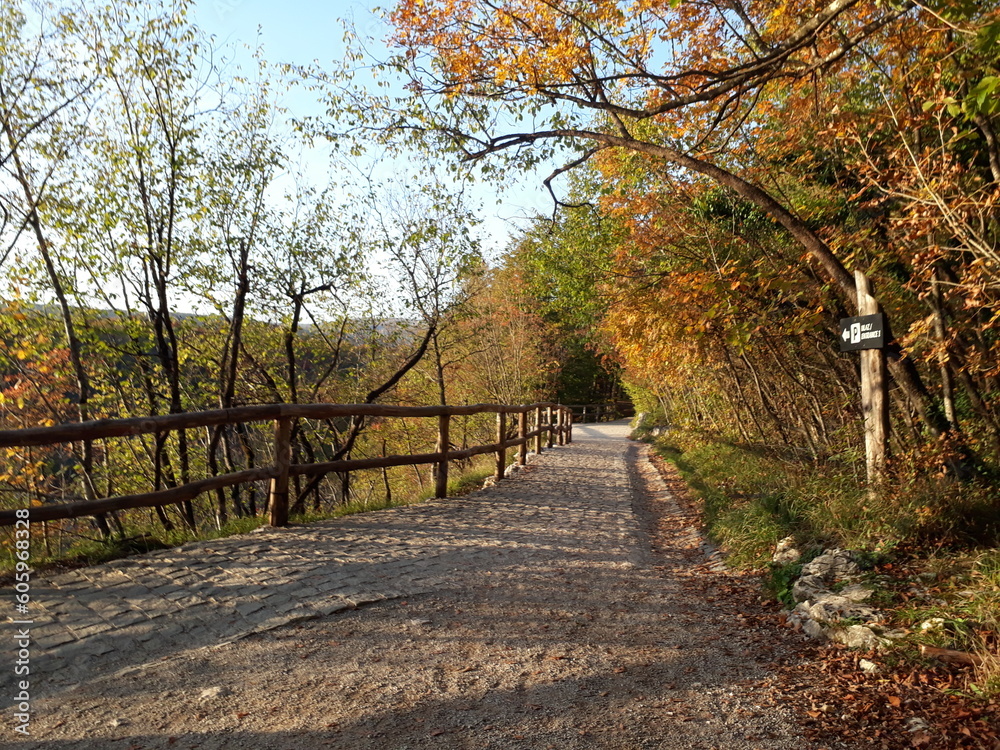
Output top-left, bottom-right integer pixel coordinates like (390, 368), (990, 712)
(4, 421), (829, 749)
(8, 422), (641, 700)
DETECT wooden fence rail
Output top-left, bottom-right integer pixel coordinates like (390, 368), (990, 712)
(565, 401), (635, 423)
(0, 402), (572, 528)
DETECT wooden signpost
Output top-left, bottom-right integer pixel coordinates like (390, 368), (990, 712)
(840, 270), (889, 485)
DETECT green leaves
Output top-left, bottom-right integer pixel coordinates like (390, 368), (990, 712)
(924, 76), (1000, 119)
(978, 18), (1000, 54)
(922, 0), (982, 22)
(968, 75), (1000, 114)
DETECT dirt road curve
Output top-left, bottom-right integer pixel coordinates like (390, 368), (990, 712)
(7, 421), (853, 749)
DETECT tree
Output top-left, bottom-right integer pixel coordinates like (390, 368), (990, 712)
(353, 173), (484, 406)
(189, 52), (287, 527)
(507, 180), (627, 404)
(0, 3), (113, 534)
(455, 262), (558, 405)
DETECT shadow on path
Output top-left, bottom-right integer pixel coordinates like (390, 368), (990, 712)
(8, 421), (837, 749)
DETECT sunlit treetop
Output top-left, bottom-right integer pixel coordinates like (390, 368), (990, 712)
(388, 0), (901, 127)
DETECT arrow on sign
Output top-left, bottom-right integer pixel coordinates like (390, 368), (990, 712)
(839, 313), (886, 351)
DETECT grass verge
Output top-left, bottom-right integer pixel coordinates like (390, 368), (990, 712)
(647, 427), (1000, 698)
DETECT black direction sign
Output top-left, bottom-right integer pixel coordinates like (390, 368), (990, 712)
(839, 313), (886, 352)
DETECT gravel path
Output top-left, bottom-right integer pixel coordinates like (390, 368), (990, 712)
(5, 421), (851, 749)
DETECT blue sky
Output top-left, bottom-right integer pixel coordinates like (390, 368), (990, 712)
(191, 0), (552, 258)
(193, 0), (381, 70)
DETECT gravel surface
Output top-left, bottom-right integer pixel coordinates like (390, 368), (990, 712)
(9, 422), (855, 749)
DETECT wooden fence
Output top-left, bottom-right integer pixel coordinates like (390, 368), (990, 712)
(0, 402), (573, 528)
(566, 401), (635, 423)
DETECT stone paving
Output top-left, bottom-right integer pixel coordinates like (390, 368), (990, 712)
(4, 421), (640, 703)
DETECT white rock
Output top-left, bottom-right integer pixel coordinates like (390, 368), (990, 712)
(881, 629), (908, 640)
(839, 584), (873, 602)
(905, 717), (930, 733)
(785, 547), (888, 650)
(791, 574), (827, 603)
(772, 536), (802, 565)
(785, 609), (807, 630)
(829, 624), (882, 650)
(199, 686), (230, 701)
(859, 658), (879, 674)
(802, 618), (826, 640)
(803, 593), (876, 624)
(801, 549), (861, 581)
(920, 617), (946, 633)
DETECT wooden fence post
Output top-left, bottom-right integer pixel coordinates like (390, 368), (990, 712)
(268, 417), (293, 527)
(535, 405), (544, 454)
(518, 410), (527, 466)
(856, 270), (889, 485)
(435, 413), (450, 499)
(495, 410), (506, 480)
(546, 406), (554, 448)
(557, 408), (564, 446)
(567, 407), (573, 443)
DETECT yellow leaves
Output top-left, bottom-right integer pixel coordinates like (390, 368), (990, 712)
(390, 0), (657, 91)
